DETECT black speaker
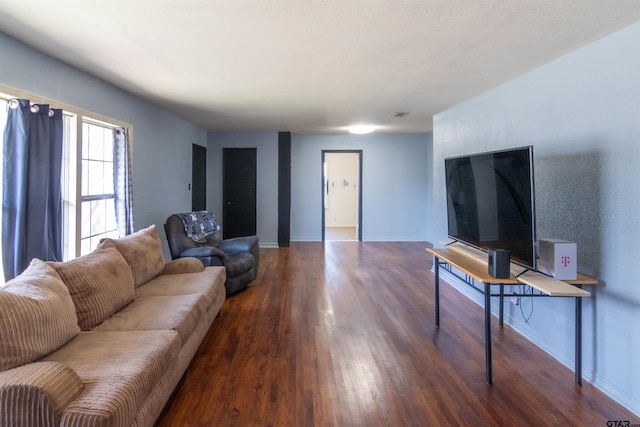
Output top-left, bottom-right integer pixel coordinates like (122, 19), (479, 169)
(488, 249), (510, 278)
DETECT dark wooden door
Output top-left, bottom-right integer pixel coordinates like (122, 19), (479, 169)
(223, 148), (257, 238)
(192, 144), (207, 211)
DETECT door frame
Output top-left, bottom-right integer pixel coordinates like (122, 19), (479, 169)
(321, 150), (363, 241)
(191, 144), (207, 211)
(222, 147), (257, 239)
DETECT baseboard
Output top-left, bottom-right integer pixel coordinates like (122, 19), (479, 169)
(290, 237), (429, 242)
(259, 242), (280, 249)
(590, 373), (640, 417)
(361, 237), (429, 242)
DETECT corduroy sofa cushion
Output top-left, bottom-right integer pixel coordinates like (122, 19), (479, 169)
(135, 267), (226, 315)
(101, 225), (165, 288)
(50, 241), (135, 331)
(43, 330), (180, 427)
(0, 259), (80, 372)
(93, 294), (207, 346)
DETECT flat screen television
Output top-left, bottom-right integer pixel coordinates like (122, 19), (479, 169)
(445, 146), (536, 269)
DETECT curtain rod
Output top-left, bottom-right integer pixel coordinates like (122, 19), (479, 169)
(0, 84), (132, 129)
(8, 98), (57, 116)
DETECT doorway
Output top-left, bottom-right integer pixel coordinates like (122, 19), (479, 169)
(322, 150), (362, 241)
(191, 144), (207, 211)
(223, 148), (257, 239)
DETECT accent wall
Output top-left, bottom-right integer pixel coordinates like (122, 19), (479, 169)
(429, 22), (640, 415)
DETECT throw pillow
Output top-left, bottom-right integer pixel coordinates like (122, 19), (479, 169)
(101, 224), (165, 287)
(0, 259), (80, 372)
(50, 241), (135, 330)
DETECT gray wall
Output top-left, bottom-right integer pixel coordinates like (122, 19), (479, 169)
(206, 132), (432, 245)
(430, 22), (640, 415)
(0, 32), (207, 259)
(292, 133), (432, 241)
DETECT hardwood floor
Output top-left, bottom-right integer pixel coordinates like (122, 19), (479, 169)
(325, 227), (357, 241)
(156, 242), (636, 426)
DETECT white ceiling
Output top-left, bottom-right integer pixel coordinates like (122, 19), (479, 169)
(1, 1), (639, 134)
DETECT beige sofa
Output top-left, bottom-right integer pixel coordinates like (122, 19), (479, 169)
(0, 225), (226, 427)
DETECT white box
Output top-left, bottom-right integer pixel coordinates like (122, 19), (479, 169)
(537, 239), (577, 280)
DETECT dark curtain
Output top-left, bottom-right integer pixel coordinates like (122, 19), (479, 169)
(113, 127), (134, 236)
(2, 99), (64, 281)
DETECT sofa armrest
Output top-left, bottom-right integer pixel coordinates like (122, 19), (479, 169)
(180, 246), (226, 260)
(218, 236), (259, 254)
(163, 257), (205, 275)
(0, 361), (83, 426)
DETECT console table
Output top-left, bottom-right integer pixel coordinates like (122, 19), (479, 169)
(427, 242), (597, 385)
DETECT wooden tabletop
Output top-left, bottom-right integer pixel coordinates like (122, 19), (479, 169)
(427, 246), (596, 297)
(427, 247), (520, 284)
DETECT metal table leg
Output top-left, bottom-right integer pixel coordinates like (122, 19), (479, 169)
(575, 289), (582, 386)
(499, 284), (504, 326)
(435, 257), (440, 328)
(485, 283), (492, 385)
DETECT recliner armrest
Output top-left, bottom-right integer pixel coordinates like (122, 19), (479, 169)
(180, 246), (226, 260)
(219, 236), (259, 254)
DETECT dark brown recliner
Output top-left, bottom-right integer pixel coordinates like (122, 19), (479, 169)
(164, 213), (259, 295)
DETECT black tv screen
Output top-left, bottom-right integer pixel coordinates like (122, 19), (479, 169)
(445, 146), (536, 269)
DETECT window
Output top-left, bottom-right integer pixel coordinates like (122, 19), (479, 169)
(79, 119), (119, 255)
(0, 88), (132, 272)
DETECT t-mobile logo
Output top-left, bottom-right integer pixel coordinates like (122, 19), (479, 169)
(561, 256), (571, 267)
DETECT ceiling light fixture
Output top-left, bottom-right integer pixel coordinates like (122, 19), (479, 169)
(348, 124), (376, 134)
